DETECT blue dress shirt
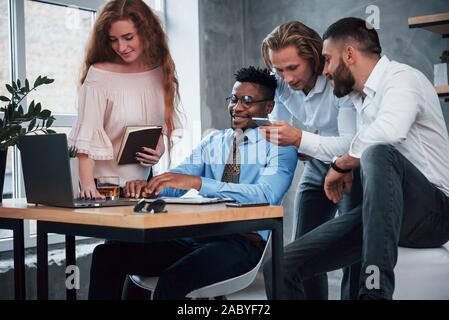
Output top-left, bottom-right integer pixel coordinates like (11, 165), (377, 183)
(159, 128), (298, 240)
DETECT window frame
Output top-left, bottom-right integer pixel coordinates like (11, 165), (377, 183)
(0, 0), (104, 252)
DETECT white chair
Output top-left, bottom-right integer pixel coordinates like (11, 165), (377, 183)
(393, 241), (449, 300)
(130, 232), (272, 300)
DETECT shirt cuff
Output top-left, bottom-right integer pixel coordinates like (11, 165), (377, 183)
(348, 135), (363, 159)
(348, 146), (362, 158)
(298, 131), (319, 156)
(198, 177), (223, 197)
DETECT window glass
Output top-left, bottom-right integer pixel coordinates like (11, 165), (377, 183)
(0, 0), (11, 99)
(0, 0), (13, 239)
(25, 1), (94, 115)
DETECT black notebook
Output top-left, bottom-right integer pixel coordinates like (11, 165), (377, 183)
(116, 126), (162, 165)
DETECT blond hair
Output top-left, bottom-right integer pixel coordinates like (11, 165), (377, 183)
(262, 21), (324, 76)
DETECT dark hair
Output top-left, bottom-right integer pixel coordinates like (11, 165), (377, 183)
(262, 21), (324, 76)
(234, 66), (277, 100)
(323, 17), (382, 56)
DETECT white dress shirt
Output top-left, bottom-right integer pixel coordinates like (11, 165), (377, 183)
(270, 75), (357, 162)
(349, 55), (449, 196)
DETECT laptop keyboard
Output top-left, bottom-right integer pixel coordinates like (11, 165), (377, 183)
(74, 198), (130, 207)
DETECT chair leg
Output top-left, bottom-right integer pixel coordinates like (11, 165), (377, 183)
(122, 276), (150, 300)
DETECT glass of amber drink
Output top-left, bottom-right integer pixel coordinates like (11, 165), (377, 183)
(96, 176), (120, 200)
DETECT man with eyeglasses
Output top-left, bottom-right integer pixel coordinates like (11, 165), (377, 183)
(261, 21), (360, 300)
(87, 66), (298, 300)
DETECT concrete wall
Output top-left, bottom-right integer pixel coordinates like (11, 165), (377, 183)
(199, 0), (449, 129)
(244, 0), (449, 120)
(245, 0), (448, 73)
(199, 0), (246, 133)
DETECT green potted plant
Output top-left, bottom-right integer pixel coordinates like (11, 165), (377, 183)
(0, 75), (56, 202)
(434, 50), (449, 87)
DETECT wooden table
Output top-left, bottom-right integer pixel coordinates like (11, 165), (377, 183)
(0, 199), (284, 300)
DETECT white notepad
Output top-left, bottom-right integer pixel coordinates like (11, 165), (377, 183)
(144, 189), (234, 205)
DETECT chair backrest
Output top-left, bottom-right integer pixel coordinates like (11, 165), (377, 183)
(187, 232), (272, 298)
(130, 232), (272, 299)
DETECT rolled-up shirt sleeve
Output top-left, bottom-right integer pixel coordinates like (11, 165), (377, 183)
(158, 133), (209, 198)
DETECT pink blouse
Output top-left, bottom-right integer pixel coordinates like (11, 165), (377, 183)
(68, 66), (165, 185)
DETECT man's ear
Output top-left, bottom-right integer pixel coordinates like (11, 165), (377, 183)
(343, 45), (356, 65)
(266, 101), (275, 115)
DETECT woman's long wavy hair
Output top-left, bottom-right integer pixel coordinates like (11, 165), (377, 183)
(80, 0), (181, 152)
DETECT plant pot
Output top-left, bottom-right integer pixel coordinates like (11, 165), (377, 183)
(0, 149), (7, 203)
(434, 63), (449, 86)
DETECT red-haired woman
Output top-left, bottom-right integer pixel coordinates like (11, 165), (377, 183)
(69, 0), (181, 199)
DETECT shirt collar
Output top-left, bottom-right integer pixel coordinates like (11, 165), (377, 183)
(228, 127), (260, 144)
(303, 75), (327, 100)
(349, 90), (363, 110)
(310, 75), (327, 94)
(363, 55), (390, 98)
(243, 127), (260, 143)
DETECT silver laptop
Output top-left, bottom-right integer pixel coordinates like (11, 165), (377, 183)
(19, 134), (135, 208)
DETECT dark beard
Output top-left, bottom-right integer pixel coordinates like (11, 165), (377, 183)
(332, 58), (355, 98)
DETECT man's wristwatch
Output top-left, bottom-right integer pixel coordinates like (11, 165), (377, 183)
(331, 156), (352, 174)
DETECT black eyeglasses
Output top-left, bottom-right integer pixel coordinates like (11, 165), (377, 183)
(226, 94), (272, 107)
(134, 199), (167, 214)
